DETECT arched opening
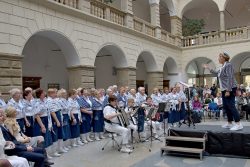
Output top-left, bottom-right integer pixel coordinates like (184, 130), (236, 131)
(182, 0), (220, 33)
(163, 57), (178, 88)
(160, 0), (172, 32)
(133, 0), (151, 23)
(22, 31), (80, 90)
(94, 44), (127, 89)
(136, 51), (158, 93)
(186, 57), (216, 86)
(230, 52), (250, 86)
(225, 0), (250, 29)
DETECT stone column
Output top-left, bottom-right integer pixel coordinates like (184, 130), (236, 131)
(78, 0), (91, 13)
(121, 0), (134, 29)
(149, 0), (161, 39)
(146, 71), (163, 95)
(219, 11), (226, 42)
(0, 53), (22, 101)
(68, 65), (95, 89)
(220, 11), (225, 31)
(170, 16), (182, 36)
(116, 67), (136, 89)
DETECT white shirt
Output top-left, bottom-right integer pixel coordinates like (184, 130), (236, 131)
(218, 62), (227, 91)
(0, 98), (6, 109)
(7, 98), (25, 119)
(214, 97), (223, 105)
(68, 97), (81, 120)
(103, 105), (119, 125)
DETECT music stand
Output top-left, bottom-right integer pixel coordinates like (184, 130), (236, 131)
(145, 108), (162, 148)
(178, 81), (195, 128)
(157, 102), (168, 137)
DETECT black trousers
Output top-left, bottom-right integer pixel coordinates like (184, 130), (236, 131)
(15, 147), (45, 167)
(222, 88), (240, 122)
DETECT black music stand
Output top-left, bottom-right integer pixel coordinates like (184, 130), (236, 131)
(179, 86), (195, 128)
(157, 102), (168, 137)
(145, 108), (162, 148)
(131, 107), (152, 152)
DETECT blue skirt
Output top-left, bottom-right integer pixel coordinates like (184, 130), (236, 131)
(168, 107), (179, 124)
(16, 118), (25, 133)
(179, 102), (186, 121)
(92, 110), (104, 132)
(34, 116), (53, 148)
(62, 114), (71, 140)
(25, 116), (34, 137)
(70, 114), (80, 138)
(80, 113), (92, 134)
(51, 111), (65, 142)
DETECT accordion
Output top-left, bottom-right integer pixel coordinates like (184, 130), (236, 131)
(117, 108), (130, 127)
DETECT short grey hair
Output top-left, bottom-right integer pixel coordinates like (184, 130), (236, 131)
(9, 88), (21, 97)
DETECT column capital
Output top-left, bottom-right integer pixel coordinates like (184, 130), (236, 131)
(0, 52), (23, 60)
(149, 0), (160, 5)
(116, 66), (136, 71)
(67, 65), (95, 70)
(147, 71), (163, 74)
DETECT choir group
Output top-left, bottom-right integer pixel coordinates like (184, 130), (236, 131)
(0, 83), (188, 166)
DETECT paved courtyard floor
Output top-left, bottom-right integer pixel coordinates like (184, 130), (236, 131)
(52, 119), (250, 167)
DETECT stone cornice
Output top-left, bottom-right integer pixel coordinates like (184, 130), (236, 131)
(147, 71), (164, 74)
(0, 52), (23, 60)
(181, 38), (250, 51)
(67, 65), (96, 70)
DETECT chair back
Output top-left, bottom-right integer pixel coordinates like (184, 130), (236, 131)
(208, 102), (219, 111)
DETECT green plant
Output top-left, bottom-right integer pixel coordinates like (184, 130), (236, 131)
(182, 19), (205, 36)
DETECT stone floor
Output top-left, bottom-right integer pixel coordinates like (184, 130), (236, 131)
(52, 119), (250, 167)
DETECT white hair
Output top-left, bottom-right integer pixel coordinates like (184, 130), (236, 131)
(106, 88), (112, 93)
(138, 87), (144, 92)
(24, 87), (33, 91)
(9, 88), (21, 97)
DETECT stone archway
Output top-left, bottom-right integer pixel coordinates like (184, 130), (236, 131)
(136, 51), (160, 94)
(230, 52), (250, 85)
(94, 44), (131, 89)
(163, 57), (179, 87)
(185, 57), (216, 86)
(22, 30), (80, 90)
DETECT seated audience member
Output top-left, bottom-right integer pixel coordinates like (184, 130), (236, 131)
(214, 92), (223, 117)
(203, 93), (212, 111)
(192, 96), (203, 112)
(0, 119), (29, 167)
(4, 106), (44, 147)
(0, 108), (50, 167)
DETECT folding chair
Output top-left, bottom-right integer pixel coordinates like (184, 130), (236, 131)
(101, 130), (121, 152)
(208, 102), (220, 119)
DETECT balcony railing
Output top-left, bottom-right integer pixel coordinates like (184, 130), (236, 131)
(53, 0), (78, 9)
(161, 29), (176, 45)
(182, 27), (249, 47)
(133, 17), (155, 37)
(90, 0), (125, 26)
(51, 0), (250, 48)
